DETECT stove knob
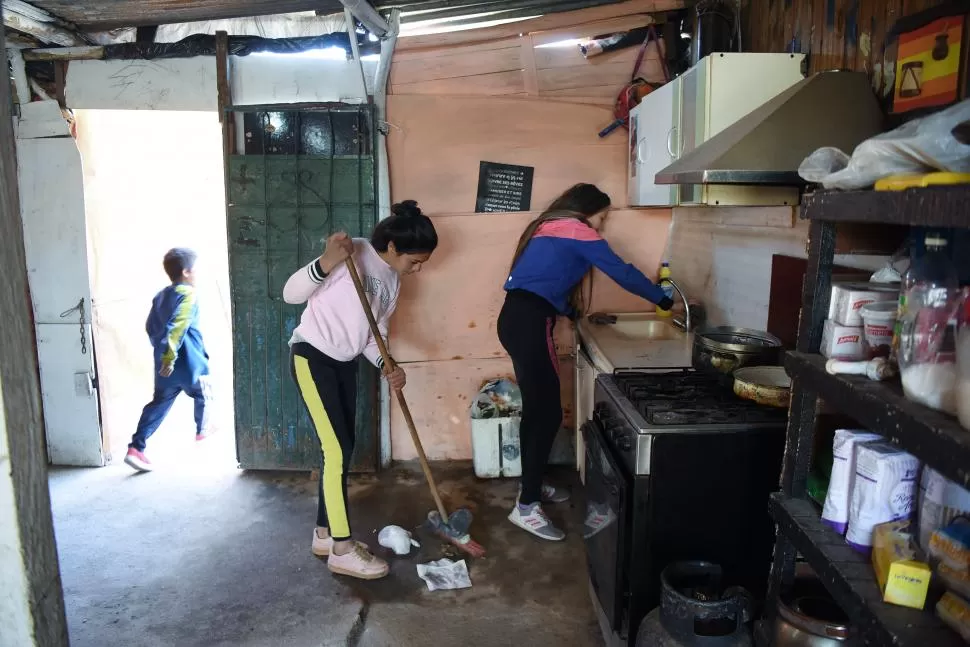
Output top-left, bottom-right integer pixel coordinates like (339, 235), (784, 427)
(616, 436), (632, 451)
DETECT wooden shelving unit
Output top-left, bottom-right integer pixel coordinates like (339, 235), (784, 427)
(759, 186), (970, 646)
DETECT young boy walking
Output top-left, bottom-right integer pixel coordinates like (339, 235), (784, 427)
(125, 248), (212, 472)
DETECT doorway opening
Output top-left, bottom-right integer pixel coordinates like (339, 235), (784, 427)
(75, 110), (236, 472)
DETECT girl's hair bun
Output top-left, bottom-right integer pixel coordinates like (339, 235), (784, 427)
(391, 200), (422, 218)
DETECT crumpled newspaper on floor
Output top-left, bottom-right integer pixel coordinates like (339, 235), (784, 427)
(416, 558), (472, 592)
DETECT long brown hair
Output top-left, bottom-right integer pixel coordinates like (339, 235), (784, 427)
(509, 183), (611, 316)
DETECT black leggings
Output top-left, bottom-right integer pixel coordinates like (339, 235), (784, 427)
(290, 342), (358, 540)
(498, 290), (563, 506)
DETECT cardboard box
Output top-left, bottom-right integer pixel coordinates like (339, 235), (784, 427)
(872, 520), (931, 610)
(821, 319), (865, 360)
(828, 282), (899, 326)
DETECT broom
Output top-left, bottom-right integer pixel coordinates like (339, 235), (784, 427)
(344, 258), (486, 558)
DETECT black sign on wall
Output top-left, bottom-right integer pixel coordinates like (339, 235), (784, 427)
(475, 161), (534, 213)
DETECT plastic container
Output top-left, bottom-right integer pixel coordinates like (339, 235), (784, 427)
(657, 261), (673, 318)
(470, 378), (522, 478)
(957, 292), (970, 431)
(861, 301), (899, 358)
(898, 285), (961, 414)
(897, 233), (960, 414)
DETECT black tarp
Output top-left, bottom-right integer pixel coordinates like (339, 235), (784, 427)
(101, 33), (379, 60)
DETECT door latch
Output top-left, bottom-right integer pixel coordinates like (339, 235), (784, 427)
(74, 371), (96, 396)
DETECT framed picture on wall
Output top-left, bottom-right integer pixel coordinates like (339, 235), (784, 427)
(888, 3), (970, 118)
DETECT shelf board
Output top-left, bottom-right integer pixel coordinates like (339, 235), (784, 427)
(770, 494), (962, 647)
(801, 186), (970, 227)
(786, 352), (970, 489)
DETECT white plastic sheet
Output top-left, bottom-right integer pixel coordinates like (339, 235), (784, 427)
(799, 98), (970, 189)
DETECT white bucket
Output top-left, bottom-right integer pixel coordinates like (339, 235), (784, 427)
(861, 301), (898, 358)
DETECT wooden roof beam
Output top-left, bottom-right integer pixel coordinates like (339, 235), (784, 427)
(3, 0), (91, 47)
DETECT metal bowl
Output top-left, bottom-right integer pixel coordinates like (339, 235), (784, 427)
(692, 326), (783, 376)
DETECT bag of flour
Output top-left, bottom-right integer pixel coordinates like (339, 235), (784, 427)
(846, 442), (920, 553)
(918, 467), (970, 550)
(821, 430), (882, 534)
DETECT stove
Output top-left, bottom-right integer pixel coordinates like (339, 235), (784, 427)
(584, 370), (787, 646)
(597, 370), (786, 476)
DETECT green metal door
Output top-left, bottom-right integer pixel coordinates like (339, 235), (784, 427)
(226, 105), (379, 471)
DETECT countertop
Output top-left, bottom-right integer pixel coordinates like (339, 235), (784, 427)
(577, 312), (693, 373)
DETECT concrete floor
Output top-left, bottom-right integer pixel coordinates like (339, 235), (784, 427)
(49, 436), (601, 647)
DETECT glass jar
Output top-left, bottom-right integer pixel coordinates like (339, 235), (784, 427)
(957, 290), (970, 430)
(897, 285), (961, 414)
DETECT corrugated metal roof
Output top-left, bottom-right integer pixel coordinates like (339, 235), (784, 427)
(26, 0), (629, 30)
(28, 1), (349, 29)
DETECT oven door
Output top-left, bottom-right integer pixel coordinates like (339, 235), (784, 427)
(582, 419), (628, 631)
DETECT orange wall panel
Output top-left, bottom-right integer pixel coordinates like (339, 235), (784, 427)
(391, 356), (576, 461)
(386, 93), (672, 461)
(390, 211), (578, 363)
(589, 208), (672, 313)
(387, 94), (628, 214)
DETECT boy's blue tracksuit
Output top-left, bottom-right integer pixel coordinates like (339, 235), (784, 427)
(130, 283), (211, 451)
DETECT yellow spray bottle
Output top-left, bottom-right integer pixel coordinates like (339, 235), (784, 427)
(657, 262), (673, 318)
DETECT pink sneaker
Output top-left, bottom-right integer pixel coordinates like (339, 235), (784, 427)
(124, 447), (153, 472)
(328, 543), (389, 580)
(311, 530), (366, 557)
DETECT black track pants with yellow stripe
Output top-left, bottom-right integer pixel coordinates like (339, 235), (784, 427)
(290, 342), (358, 540)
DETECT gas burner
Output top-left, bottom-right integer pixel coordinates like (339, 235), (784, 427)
(613, 370), (786, 427)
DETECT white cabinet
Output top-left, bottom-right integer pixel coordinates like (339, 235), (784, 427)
(629, 53), (806, 207)
(574, 345), (597, 483)
(628, 77), (681, 207)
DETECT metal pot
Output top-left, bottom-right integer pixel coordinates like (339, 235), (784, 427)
(775, 595), (852, 646)
(692, 326), (783, 376)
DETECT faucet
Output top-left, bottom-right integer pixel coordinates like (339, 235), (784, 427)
(666, 279), (691, 332)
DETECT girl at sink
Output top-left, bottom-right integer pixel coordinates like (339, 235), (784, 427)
(498, 183), (674, 541)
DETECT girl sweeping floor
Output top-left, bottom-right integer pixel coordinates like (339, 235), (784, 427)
(499, 184), (674, 541)
(283, 200), (437, 580)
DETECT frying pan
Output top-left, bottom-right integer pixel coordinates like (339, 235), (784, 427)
(732, 366), (792, 408)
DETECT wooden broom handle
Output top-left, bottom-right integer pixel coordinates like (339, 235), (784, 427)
(344, 258), (450, 521)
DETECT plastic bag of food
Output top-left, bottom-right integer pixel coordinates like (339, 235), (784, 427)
(469, 378), (521, 419)
(918, 467), (970, 550)
(822, 430), (882, 534)
(846, 443), (920, 553)
(798, 98), (970, 189)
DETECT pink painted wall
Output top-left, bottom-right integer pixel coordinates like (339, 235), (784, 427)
(386, 94), (671, 461)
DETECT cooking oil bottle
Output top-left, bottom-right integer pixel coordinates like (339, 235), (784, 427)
(657, 261), (674, 317)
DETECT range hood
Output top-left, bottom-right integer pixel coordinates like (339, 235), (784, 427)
(654, 71), (883, 185)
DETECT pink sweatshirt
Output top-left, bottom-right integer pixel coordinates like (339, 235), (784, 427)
(283, 239), (400, 368)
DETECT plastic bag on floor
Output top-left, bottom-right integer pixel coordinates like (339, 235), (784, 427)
(378, 525), (420, 556)
(798, 98), (970, 189)
(470, 378), (521, 419)
(416, 559), (472, 592)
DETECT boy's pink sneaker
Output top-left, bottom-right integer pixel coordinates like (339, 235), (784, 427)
(124, 447), (153, 472)
(328, 543), (389, 580)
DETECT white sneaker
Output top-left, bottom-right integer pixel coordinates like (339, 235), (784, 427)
(328, 543), (390, 580)
(311, 530), (364, 557)
(508, 501), (565, 541)
(583, 503), (616, 539)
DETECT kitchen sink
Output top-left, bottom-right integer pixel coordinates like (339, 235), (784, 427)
(605, 316), (683, 341)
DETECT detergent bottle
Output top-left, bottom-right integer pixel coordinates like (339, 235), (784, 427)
(657, 262), (674, 318)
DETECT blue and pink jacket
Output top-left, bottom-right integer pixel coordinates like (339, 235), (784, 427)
(504, 218), (668, 316)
